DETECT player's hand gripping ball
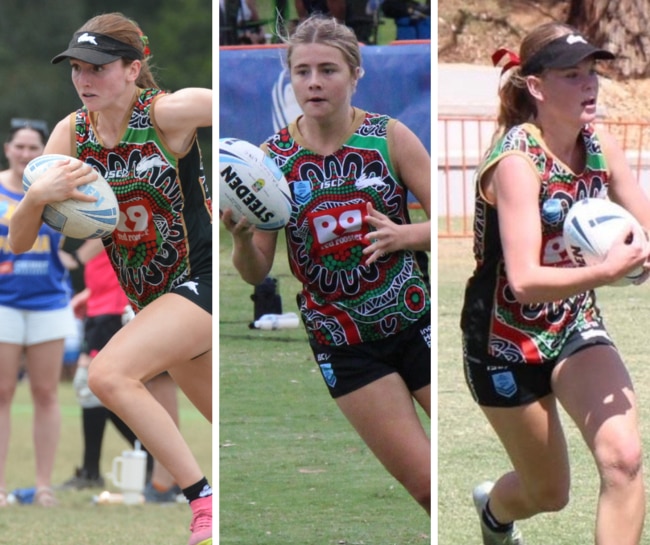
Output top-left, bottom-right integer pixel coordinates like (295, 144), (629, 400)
(563, 197), (645, 287)
(23, 154), (118, 239)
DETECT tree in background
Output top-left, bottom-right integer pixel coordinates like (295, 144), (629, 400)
(0, 0), (212, 179)
(568, 0), (650, 79)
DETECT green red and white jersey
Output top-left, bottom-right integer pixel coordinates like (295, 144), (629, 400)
(265, 108), (430, 346)
(461, 123), (610, 365)
(74, 87), (212, 312)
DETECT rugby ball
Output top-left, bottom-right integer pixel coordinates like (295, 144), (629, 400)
(23, 154), (118, 240)
(219, 138), (292, 231)
(563, 197), (645, 287)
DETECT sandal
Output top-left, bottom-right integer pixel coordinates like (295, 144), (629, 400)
(34, 486), (57, 507)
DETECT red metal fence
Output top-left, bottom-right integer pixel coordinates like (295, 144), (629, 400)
(438, 116), (650, 238)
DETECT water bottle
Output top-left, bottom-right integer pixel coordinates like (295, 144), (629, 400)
(253, 312), (300, 330)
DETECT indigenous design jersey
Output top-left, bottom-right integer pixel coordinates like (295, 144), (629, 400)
(461, 123), (609, 365)
(74, 88), (212, 312)
(0, 184), (71, 310)
(266, 108), (430, 346)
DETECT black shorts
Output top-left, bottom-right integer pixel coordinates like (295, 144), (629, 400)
(309, 314), (431, 398)
(84, 315), (123, 356)
(171, 274), (212, 315)
(463, 326), (614, 407)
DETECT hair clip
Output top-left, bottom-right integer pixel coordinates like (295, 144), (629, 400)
(140, 34), (151, 58)
(491, 48), (521, 76)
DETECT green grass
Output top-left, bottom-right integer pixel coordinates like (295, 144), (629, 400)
(2, 378), (211, 545)
(438, 237), (650, 544)
(219, 221), (431, 545)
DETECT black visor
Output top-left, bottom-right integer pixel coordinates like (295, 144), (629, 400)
(521, 34), (615, 76)
(51, 31), (143, 65)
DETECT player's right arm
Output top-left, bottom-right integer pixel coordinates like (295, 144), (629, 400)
(8, 118), (98, 254)
(489, 154), (647, 302)
(223, 209), (278, 286)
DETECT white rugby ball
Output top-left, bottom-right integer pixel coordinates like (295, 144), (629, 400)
(563, 197), (645, 287)
(219, 138), (292, 231)
(23, 154), (118, 240)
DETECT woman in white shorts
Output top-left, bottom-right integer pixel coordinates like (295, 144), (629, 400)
(0, 119), (76, 507)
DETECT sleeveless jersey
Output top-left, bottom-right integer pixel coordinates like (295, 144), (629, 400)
(74, 88), (212, 312)
(0, 183), (71, 310)
(265, 108), (430, 346)
(461, 123), (609, 365)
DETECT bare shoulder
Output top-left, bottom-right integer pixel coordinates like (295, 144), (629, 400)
(154, 88), (213, 127)
(43, 115), (75, 155)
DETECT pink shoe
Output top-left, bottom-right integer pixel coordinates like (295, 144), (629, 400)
(188, 495), (212, 545)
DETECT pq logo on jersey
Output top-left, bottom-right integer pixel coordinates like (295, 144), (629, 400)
(309, 202), (368, 254)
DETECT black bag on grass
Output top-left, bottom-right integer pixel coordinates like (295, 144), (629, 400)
(250, 276), (282, 327)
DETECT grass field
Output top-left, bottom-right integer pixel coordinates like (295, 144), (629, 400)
(218, 221), (431, 545)
(1, 377), (211, 545)
(438, 237), (650, 544)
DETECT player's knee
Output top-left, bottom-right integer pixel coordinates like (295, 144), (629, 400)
(87, 358), (120, 404)
(597, 439), (644, 489)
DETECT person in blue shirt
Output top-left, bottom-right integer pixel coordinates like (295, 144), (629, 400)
(0, 118), (75, 507)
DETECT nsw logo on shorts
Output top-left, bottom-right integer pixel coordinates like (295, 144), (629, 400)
(319, 362), (337, 388)
(490, 371), (517, 398)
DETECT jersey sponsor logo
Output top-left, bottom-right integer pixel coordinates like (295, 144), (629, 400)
(115, 199), (156, 248)
(308, 202), (367, 255)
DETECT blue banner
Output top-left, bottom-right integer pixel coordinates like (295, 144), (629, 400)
(219, 43), (431, 151)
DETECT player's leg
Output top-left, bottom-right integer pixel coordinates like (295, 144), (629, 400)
(87, 292), (210, 490)
(479, 396), (571, 523)
(168, 350), (212, 423)
(412, 383), (431, 417)
(144, 372), (183, 500)
(552, 344), (644, 545)
(335, 373), (431, 513)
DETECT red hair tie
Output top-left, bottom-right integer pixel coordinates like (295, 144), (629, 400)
(491, 48), (521, 76)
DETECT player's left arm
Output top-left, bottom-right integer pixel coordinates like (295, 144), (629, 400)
(154, 88), (213, 155)
(600, 128), (650, 232)
(363, 121), (431, 262)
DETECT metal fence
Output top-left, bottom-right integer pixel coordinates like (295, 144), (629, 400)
(438, 115), (650, 238)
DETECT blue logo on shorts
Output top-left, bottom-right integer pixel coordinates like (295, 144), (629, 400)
(319, 363), (337, 388)
(491, 371), (517, 398)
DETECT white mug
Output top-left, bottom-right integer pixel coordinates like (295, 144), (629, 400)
(110, 447), (147, 505)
